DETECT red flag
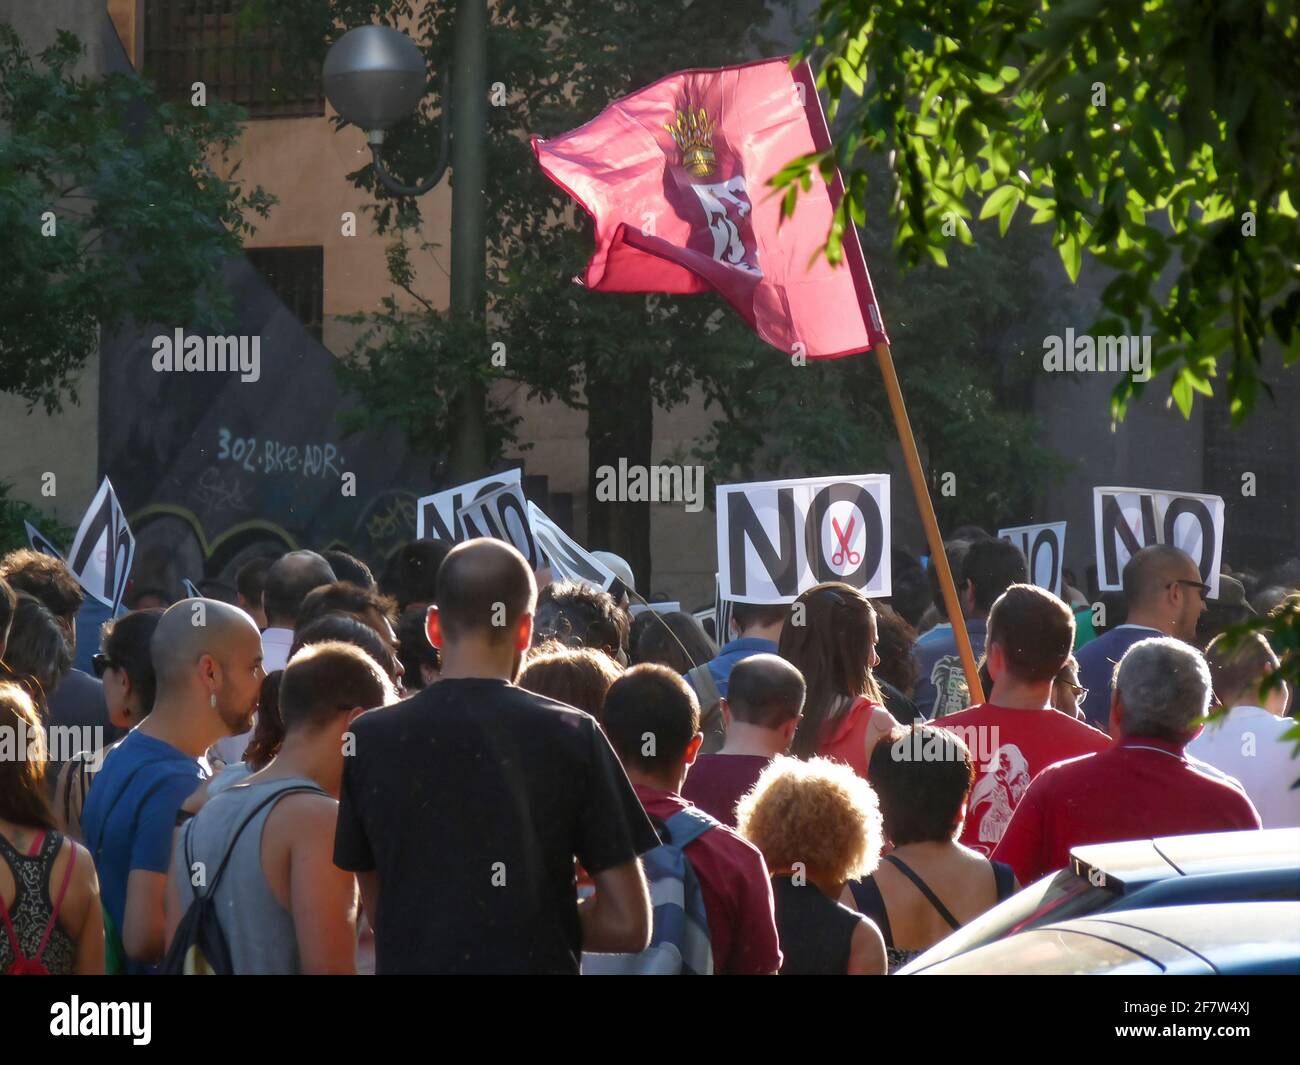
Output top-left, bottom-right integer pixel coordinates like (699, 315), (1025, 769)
(532, 57), (889, 359)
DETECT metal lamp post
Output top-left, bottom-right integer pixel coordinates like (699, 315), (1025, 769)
(323, 15), (488, 478)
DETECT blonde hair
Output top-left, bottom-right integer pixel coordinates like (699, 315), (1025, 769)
(736, 755), (883, 886)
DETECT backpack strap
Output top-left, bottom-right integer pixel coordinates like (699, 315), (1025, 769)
(31, 838), (76, 967)
(687, 664), (725, 753)
(662, 806), (719, 850)
(191, 782), (327, 903)
(883, 854), (961, 930)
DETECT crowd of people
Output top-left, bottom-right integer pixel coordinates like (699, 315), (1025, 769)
(0, 526), (1295, 975)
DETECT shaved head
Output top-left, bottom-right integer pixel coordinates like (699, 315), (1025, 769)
(152, 598), (265, 735)
(727, 653), (806, 728)
(1123, 546), (1201, 606)
(263, 550), (337, 627)
(436, 539), (536, 643)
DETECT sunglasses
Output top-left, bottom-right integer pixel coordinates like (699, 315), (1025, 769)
(1168, 579), (1211, 601)
(91, 652), (115, 677)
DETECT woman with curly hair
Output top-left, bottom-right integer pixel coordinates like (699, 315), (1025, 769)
(777, 582), (896, 778)
(737, 755), (886, 975)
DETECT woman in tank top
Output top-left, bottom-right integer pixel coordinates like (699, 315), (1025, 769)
(738, 754), (887, 975)
(0, 682), (104, 974)
(847, 724), (1019, 972)
(778, 583), (896, 778)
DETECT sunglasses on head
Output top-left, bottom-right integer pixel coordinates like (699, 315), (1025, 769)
(91, 652), (115, 677)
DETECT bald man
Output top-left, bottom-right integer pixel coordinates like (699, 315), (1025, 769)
(1076, 545), (1209, 730)
(682, 653), (806, 827)
(82, 598), (265, 972)
(211, 550), (335, 768)
(334, 538), (659, 973)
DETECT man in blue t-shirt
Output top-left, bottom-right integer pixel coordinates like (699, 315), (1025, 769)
(1075, 545), (1207, 732)
(687, 602), (787, 752)
(83, 598), (265, 972)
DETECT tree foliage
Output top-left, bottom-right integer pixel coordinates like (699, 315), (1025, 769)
(0, 25), (273, 410)
(778, 0), (1299, 425)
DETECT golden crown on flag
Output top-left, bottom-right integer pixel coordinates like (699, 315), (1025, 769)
(665, 107), (717, 177)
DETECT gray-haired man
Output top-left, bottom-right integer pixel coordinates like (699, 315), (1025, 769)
(993, 637), (1261, 884)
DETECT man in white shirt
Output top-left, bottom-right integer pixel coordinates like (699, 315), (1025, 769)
(1188, 631), (1299, 828)
(210, 551), (336, 766)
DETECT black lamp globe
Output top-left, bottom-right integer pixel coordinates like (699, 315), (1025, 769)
(323, 25), (428, 137)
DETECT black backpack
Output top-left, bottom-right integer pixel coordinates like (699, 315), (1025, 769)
(160, 783), (322, 975)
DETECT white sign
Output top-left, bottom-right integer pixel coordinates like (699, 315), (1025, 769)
(455, 483), (546, 570)
(24, 521), (64, 561)
(417, 468), (523, 541)
(526, 502), (618, 591)
(182, 578), (202, 599)
(716, 474), (891, 604)
(714, 573), (734, 644)
(1093, 486), (1225, 598)
(998, 522), (1067, 597)
(66, 478), (136, 613)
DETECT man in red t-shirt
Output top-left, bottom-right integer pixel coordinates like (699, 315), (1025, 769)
(993, 637), (1262, 883)
(936, 584), (1110, 856)
(603, 664), (783, 974)
(683, 654), (805, 827)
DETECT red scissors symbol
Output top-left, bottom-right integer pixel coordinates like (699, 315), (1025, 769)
(831, 515), (861, 567)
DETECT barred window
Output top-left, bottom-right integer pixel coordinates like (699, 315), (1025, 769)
(143, 0), (324, 119)
(246, 247), (324, 343)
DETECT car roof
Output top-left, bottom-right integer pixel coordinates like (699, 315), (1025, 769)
(1069, 827), (1300, 892)
(913, 901), (1300, 976)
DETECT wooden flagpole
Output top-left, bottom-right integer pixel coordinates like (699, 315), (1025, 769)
(873, 341), (985, 706)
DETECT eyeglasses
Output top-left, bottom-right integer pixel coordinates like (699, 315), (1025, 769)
(1060, 681), (1089, 707)
(91, 652), (115, 678)
(1168, 579), (1211, 601)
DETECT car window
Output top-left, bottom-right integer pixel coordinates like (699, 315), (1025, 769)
(898, 869), (1122, 973)
(913, 928), (1163, 976)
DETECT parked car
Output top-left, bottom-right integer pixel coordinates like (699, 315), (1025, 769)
(904, 901), (1300, 975)
(897, 827), (1300, 974)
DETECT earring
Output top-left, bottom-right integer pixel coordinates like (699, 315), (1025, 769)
(210, 692), (218, 709)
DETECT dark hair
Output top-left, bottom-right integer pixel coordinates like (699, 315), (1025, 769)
(779, 583), (883, 759)
(0, 682), (55, 829)
(380, 539), (453, 611)
(888, 552), (931, 630)
(961, 539), (1028, 616)
(0, 576), (16, 644)
(730, 602), (789, 634)
(322, 550), (376, 590)
(986, 584), (1076, 683)
(263, 551), (336, 626)
(395, 604), (439, 688)
(296, 581), (396, 632)
(243, 671), (284, 771)
(929, 541), (972, 613)
(436, 540), (536, 644)
(519, 640), (623, 721)
(1, 593), (72, 708)
(603, 663), (700, 773)
(0, 549), (84, 622)
(100, 608), (164, 717)
(533, 580), (627, 659)
(949, 525), (992, 543)
(727, 654), (805, 728)
(293, 613), (401, 684)
(236, 556), (276, 605)
(631, 611), (715, 673)
(873, 606), (919, 698)
(280, 641), (390, 734)
(868, 725), (974, 845)
(124, 585), (170, 610)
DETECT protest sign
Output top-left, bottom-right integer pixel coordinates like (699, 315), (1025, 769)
(416, 469), (523, 541)
(717, 474), (891, 603)
(526, 502), (618, 591)
(998, 522), (1067, 597)
(24, 521), (64, 561)
(66, 478), (136, 613)
(1093, 486), (1225, 598)
(182, 578), (202, 599)
(455, 483), (545, 570)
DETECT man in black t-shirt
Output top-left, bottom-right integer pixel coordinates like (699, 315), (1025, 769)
(334, 538), (657, 973)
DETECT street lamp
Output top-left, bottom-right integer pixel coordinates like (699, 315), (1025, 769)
(322, 24), (450, 197)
